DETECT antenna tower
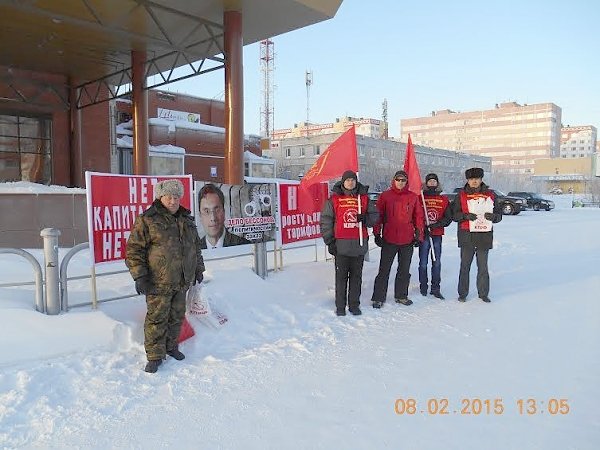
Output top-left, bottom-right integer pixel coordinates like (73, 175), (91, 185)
(260, 39), (275, 138)
(305, 70), (313, 125)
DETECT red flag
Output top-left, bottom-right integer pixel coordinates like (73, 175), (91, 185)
(298, 126), (358, 213)
(300, 126), (358, 189)
(403, 134), (422, 196)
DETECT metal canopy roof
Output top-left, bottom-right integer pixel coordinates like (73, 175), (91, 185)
(0, 0), (342, 107)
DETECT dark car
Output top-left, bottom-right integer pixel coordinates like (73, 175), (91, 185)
(444, 188), (526, 215)
(507, 192), (555, 211)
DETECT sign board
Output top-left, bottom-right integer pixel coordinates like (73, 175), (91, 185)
(85, 172), (193, 264)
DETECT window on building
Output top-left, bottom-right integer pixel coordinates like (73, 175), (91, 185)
(285, 147), (291, 158)
(315, 145), (321, 156)
(299, 147), (305, 157)
(0, 114), (52, 184)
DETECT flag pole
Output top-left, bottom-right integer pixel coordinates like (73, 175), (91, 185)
(357, 172), (363, 246)
(354, 126), (363, 247)
(420, 190), (436, 262)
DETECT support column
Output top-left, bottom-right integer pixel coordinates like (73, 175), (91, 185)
(131, 50), (149, 175)
(223, 9), (244, 185)
(68, 78), (83, 187)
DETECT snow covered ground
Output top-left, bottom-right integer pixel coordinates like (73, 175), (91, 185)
(1, 195), (599, 449)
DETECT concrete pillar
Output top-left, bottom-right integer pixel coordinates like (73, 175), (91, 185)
(40, 228), (61, 315)
(131, 50), (149, 175)
(223, 9), (244, 185)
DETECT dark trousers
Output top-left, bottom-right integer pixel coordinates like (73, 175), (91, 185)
(144, 289), (186, 360)
(371, 243), (414, 302)
(334, 254), (365, 311)
(418, 235), (443, 293)
(458, 246), (490, 298)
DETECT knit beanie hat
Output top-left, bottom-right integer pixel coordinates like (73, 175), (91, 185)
(341, 170), (357, 183)
(154, 179), (184, 199)
(425, 173), (439, 183)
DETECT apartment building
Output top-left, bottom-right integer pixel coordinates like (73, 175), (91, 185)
(400, 102), (562, 175)
(265, 132), (491, 192)
(272, 116), (386, 140)
(560, 125), (597, 158)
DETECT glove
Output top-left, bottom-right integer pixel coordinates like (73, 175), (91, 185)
(135, 276), (153, 295)
(194, 272), (204, 285)
(464, 213), (478, 221)
(327, 241), (337, 256)
(484, 212), (494, 221)
(356, 213), (366, 223)
(413, 239), (420, 247)
(374, 234), (383, 247)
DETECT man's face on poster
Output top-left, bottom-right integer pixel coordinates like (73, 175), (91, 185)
(200, 192), (225, 240)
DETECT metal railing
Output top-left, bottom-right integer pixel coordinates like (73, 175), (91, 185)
(0, 248), (44, 312)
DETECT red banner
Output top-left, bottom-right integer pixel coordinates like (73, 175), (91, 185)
(403, 134), (422, 196)
(278, 182), (329, 244)
(299, 126), (358, 189)
(85, 172), (193, 265)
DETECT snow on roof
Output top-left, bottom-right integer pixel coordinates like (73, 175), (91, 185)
(116, 120), (133, 136)
(174, 121), (225, 133)
(244, 151), (274, 164)
(117, 136), (133, 148)
(0, 181), (86, 194)
(116, 135), (185, 154)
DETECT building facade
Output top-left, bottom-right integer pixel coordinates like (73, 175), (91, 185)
(272, 116), (386, 140)
(532, 156), (599, 194)
(560, 125), (597, 159)
(0, 85), (260, 186)
(400, 102), (562, 175)
(265, 132), (491, 192)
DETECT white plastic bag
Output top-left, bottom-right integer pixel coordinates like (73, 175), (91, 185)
(187, 283), (211, 316)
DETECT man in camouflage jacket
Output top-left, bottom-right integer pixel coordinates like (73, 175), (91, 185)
(126, 179), (205, 373)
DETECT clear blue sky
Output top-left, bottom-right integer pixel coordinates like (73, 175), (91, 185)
(167, 0), (600, 137)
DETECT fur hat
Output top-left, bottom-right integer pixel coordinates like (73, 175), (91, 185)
(425, 173), (439, 183)
(341, 170), (357, 183)
(465, 167), (484, 179)
(154, 179), (184, 199)
(394, 170), (408, 180)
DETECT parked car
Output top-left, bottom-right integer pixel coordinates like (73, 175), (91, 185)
(368, 192), (381, 208)
(549, 187), (563, 195)
(507, 192), (555, 211)
(444, 188), (526, 215)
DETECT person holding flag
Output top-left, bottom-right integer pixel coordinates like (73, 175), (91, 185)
(320, 170), (378, 316)
(418, 173), (452, 299)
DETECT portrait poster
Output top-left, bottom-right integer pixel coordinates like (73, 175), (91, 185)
(194, 181), (277, 251)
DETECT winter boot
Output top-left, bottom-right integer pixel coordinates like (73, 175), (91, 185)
(431, 291), (445, 300)
(336, 308), (346, 316)
(458, 296), (467, 302)
(479, 296), (491, 303)
(144, 359), (163, 373)
(420, 286), (428, 296)
(349, 307), (362, 316)
(372, 301), (383, 309)
(167, 348), (185, 361)
(395, 297), (413, 306)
